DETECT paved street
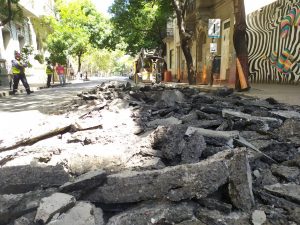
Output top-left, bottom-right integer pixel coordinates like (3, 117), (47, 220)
(0, 77), (129, 112)
(0, 77), (129, 145)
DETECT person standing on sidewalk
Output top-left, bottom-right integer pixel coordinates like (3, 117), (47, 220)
(11, 52), (33, 95)
(46, 61), (54, 88)
(55, 63), (66, 86)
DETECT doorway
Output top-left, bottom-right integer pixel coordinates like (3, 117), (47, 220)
(220, 19), (230, 80)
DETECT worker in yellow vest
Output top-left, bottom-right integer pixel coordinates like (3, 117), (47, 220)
(11, 52), (33, 95)
(46, 60), (53, 88)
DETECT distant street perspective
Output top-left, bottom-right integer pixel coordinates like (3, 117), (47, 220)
(0, 0), (300, 225)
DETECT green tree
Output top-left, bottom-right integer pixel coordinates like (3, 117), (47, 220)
(46, 0), (108, 71)
(81, 48), (134, 76)
(109, 0), (198, 84)
(0, 0), (23, 26)
(109, 0), (172, 55)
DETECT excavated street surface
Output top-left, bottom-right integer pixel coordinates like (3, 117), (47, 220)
(0, 81), (299, 225)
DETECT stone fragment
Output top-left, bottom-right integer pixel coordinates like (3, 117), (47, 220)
(159, 89), (186, 107)
(13, 216), (31, 225)
(264, 183), (300, 204)
(254, 169), (278, 187)
(176, 219), (206, 225)
(271, 164), (300, 182)
(35, 193), (76, 224)
(179, 131), (206, 163)
(254, 189), (296, 211)
(147, 116), (182, 128)
(60, 169), (106, 193)
(229, 151), (254, 211)
(48, 202), (104, 225)
(0, 165), (70, 194)
(180, 111), (198, 123)
(197, 198), (232, 214)
(84, 151), (232, 204)
(185, 127), (239, 147)
(282, 155), (300, 168)
(106, 201), (195, 225)
(277, 119), (300, 145)
(222, 109), (282, 130)
(271, 110), (300, 119)
(149, 125), (187, 162)
(252, 210), (266, 225)
(195, 208), (251, 225)
(253, 170), (260, 178)
(0, 189), (54, 224)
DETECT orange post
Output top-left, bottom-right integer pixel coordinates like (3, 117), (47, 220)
(236, 58), (248, 90)
(202, 65), (207, 83)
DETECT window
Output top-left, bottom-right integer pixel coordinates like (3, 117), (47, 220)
(2, 30), (10, 50)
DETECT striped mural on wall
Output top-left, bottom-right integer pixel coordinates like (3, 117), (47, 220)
(246, 0), (300, 84)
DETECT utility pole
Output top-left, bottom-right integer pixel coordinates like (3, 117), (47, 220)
(233, 0), (250, 91)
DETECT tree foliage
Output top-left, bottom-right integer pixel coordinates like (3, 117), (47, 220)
(0, 0), (23, 26)
(109, 0), (197, 84)
(81, 48), (134, 76)
(109, 0), (173, 55)
(46, 0), (108, 71)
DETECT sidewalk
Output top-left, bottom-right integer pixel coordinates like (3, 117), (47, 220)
(240, 83), (300, 106)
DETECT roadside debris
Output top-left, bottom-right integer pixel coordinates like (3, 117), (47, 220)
(0, 81), (299, 225)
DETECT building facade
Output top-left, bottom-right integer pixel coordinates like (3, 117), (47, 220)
(0, 0), (55, 86)
(164, 0), (237, 85)
(247, 0), (300, 84)
(164, 0), (299, 87)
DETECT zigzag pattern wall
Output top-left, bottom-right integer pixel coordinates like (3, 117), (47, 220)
(246, 0), (300, 83)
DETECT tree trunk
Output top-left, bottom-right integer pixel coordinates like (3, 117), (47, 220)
(171, 0), (196, 85)
(233, 0), (250, 91)
(77, 53), (82, 73)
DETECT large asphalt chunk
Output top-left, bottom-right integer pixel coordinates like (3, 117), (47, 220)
(0, 189), (55, 224)
(84, 151), (232, 204)
(264, 183), (300, 204)
(106, 201), (196, 225)
(277, 119), (300, 145)
(47, 202), (104, 225)
(59, 169), (107, 193)
(0, 165), (70, 194)
(34, 192), (76, 224)
(228, 151), (255, 211)
(195, 207), (251, 225)
(179, 130), (206, 163)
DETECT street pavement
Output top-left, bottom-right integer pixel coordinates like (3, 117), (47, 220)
(0, 77), (129, 112)
(0, 76), (130, 147)
(0, 78), (299, 112)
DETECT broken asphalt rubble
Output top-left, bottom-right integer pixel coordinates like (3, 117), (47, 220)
(0, 81), (299, 225)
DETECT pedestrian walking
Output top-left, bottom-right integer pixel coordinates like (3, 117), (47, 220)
(69, 66), (75, 80)
(56, 64), (66, 86)
(46, 61), (54, 88)
(11, 51), (33, 95)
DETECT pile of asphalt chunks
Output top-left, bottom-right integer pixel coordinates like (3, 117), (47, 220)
(0, 82), (299, 225)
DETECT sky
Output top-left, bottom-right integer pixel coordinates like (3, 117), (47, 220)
(244, 0), (277, 14)
(90, 0), (277, 17)
(91, 0), (114, 17)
